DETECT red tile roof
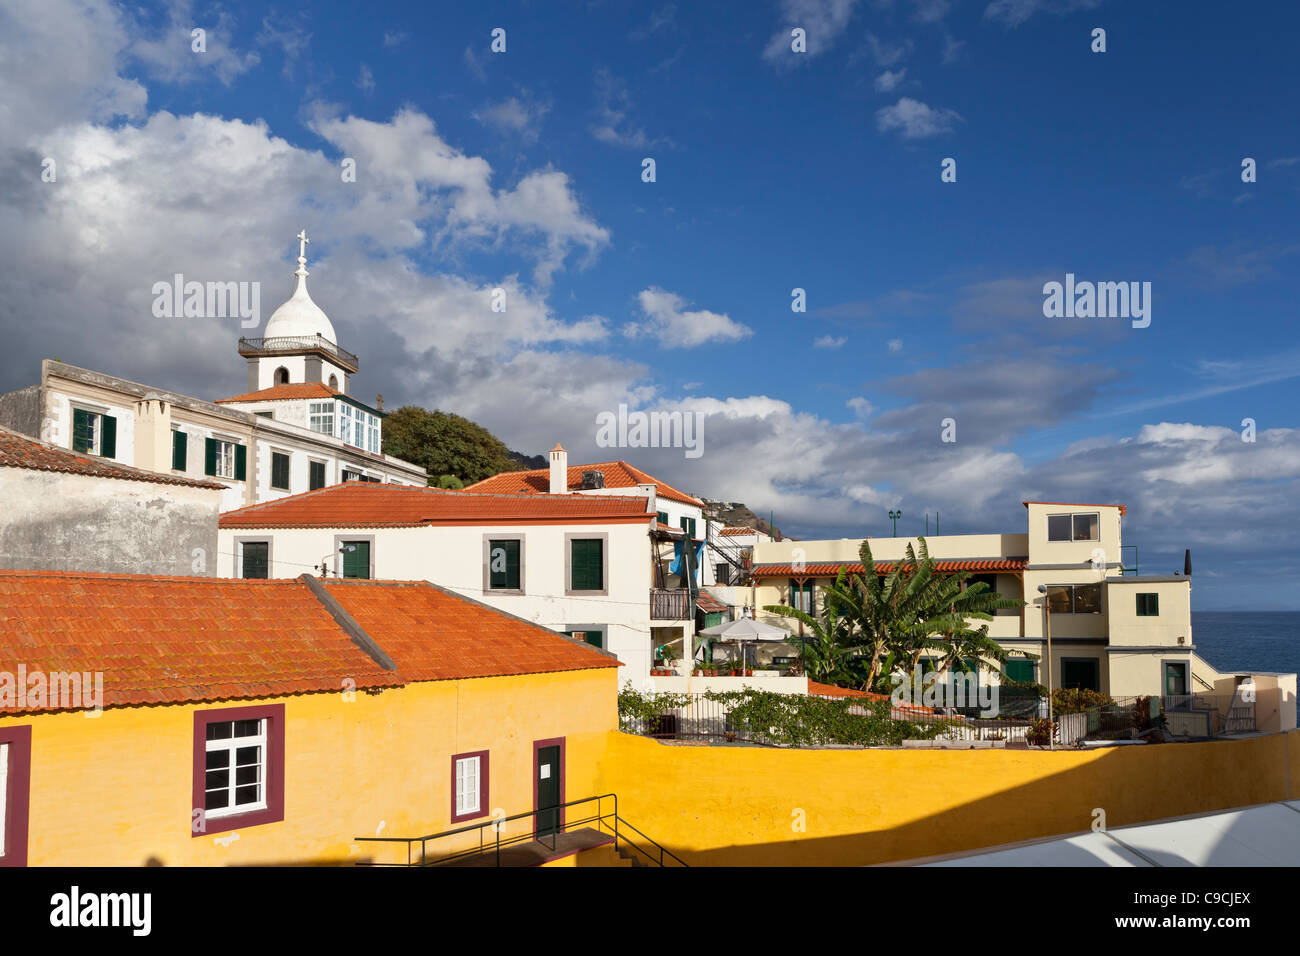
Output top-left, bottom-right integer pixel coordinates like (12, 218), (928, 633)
(719, 526), (763, 537)
(0, 571), (618, 714)
(320, 579), (618, 683)
(221, 481), (652, 528)
(464, 460), (704, 507)
(806, 679), (936, 714)
(0, 571), (400, 711)
(215, 383), (341, 403)
(753, 558), (1027, 578)
(1023, 500), (1126, 516)
(0, 425), (225, 490)
(695, 591), (728, 614)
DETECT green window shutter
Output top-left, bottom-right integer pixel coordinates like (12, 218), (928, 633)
(657, 511), (668, 525)
(342, 541), (370, 579)
(309, 461), (326, 490)
(1006, 660), (1035, 684)
(172, 431), (187, 471)
(271, 452), (289, 490)
(489, 540), (520, 589)
(679, 517), (696, 538)
(204, 437), (217, 476)
(100, 415), (117, 459)
(234, 443), (247, 481)
(571, 539), (603, 590)
(242, 542), (269, 579)
(72, 408), (90, 453)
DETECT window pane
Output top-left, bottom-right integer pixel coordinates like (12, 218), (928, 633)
(205, 768), (229, 790)
(1047, 515), (1071, 541)
(1073, 583), (1102, 614)
(205, 750), (228, 770)
(235, 745), (261, 765)
(489, 540), (520, 589)
(206, 721), (233, 740)
(235, 785), (259, 806)
(205, 788), (230, 810)
(1046, 586), (1071, 614)
(236, 765), (260, 786)
(234, 720), (262, 738)
(1073, 513), (1099, 541)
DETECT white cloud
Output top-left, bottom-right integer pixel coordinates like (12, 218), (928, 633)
(763, 0), (861, 64)
(887, 338), (903, 352)
(876, 97), (962, 139)
(590, 68), (665, 150)
(874, 69), (906, 92)
(473, 93), (551, 143)
(625, 288), (753, 347)
(864, 32), (912, 67)
(984, 0), (1103, 28)
(356, 64), (375, 95)
(130, 1), (261, 86)
(814, 334), (847, 349)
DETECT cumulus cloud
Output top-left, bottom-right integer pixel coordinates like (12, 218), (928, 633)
(473, 93), (552, 143)
(814, 334), (847, 349)
(876, 97), (962, 139)
(874, 69), (906, 92)
(625, 288), (753, 347)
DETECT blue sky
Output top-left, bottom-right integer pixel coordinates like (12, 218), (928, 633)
(1, 0), (1298, 608)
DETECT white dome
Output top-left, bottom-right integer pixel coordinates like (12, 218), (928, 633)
(263, 275), (338, 342)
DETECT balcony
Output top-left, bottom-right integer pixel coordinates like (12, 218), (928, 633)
(650, 588), (693, 621)
(238, 334), (359, 373)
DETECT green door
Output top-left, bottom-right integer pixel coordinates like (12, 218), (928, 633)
(1164, 662), (1188, 696)
(342, 541), (370, 579)
(535, 744), (562, 839)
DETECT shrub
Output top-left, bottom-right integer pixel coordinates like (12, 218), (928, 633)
(1052, 687), (1112, 715)
(1026, 718), (1056, 746)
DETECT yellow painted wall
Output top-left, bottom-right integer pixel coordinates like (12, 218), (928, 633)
(596, 730), (1300, 866)
(2, 668), (617, 866)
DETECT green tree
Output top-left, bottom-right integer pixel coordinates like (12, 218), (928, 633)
(381, 405), (520, 485)
(764, 568), (856, 682)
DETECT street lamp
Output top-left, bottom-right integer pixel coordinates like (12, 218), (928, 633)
(319, 544), (357, 577)
(888, 509), (902, 536)
(1037, 584), (1056, 750)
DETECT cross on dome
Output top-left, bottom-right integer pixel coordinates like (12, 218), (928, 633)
(294, 228), (310, 279)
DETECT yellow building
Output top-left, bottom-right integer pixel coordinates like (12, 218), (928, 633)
(0, 570), (620, 866)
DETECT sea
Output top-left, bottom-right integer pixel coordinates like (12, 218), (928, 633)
(1191, 612), (1300, 677)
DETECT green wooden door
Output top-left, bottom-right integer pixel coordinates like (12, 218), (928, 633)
(342, 541), (370, 579)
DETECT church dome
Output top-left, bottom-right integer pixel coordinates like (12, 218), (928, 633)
(262, 230), (339, 343)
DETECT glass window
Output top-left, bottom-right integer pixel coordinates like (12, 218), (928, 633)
(204, 719), (266, 818)
(455, 756), (481, 817)
(1047, 514), (1071, 541)
(1073, 583), (1102, 614)
(308, 401), (334, 436)
(788, 579), (814, 613)
(215, 440), (236, 479)
(1045, 585), (1072, 614)
(1073, 513), (1100, 541)
(339, 403), (353, 446)
(241, 542), (269, 579)
(1136, 593), (1159, 617)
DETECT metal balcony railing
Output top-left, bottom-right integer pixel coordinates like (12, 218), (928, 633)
(650, 588), (693, 620)
(238, 334), (359, 372)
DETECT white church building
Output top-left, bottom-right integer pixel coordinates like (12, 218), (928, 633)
(0, 232), (426, 512)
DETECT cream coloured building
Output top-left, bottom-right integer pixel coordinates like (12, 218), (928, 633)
(751, 500), (1294, 729)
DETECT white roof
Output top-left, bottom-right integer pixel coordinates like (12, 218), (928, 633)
(885, 801), (1300, 867)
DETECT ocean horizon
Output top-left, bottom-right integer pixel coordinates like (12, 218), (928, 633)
(1191, 611), (1300, 678)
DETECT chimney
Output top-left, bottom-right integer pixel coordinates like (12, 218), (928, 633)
(548, 443), (568, 494)
(1184, 549), (1192, 577)
(581, 469), (605, 490)
(376, 393), (383, 411)
(638, 482), (657, 515)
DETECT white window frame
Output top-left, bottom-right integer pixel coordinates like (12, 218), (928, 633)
(308, 401), (335, 437)
(0, 741), (7, 856)
(455, 755), (481, 817)
(339, 403), (354, 447)
(214, 439), (237, 480)
(204, 718), (268, 820)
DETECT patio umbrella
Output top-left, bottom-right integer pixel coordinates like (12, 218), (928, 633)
(699, 617), (790, 666)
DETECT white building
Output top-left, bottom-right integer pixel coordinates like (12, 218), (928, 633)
(217, 481), (679, 684)
(0, 232), (426, 511)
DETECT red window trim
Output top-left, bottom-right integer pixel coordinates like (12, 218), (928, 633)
(0, 725), (31, 867)
(192, 703), (285, 838)
(449, 750), (490, 823)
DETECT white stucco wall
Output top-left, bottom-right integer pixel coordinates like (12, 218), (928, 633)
(217, 519), (658, 683)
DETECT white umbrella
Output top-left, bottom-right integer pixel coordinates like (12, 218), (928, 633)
(699, 617), (789, 668)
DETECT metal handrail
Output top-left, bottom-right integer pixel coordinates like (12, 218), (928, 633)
(238, 334), (359, 370)
(354, 792), (688, 867)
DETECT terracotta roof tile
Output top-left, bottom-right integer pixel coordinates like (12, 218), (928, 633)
(214, 382), (341, 403)
(0, 425), (225, 490)
(0, 571), (618, 713)
(719, 526), (763, 536)
(695, 592), (728, 613)
(323, 579), (620, 683)
(221, 481), (652, 528)
(753, 558), (1027, 578)
(464, 460), (703, 507)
